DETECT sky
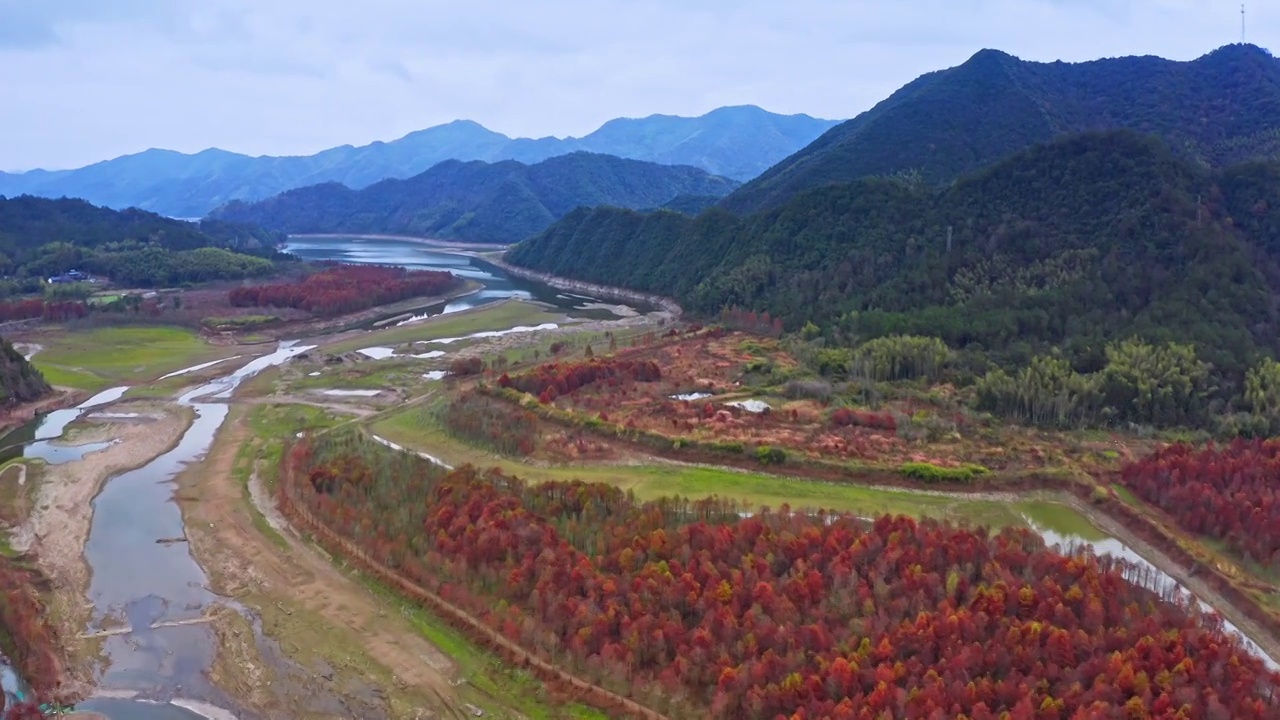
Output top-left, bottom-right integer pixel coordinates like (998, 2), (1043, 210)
(0, 0), (1273, 171)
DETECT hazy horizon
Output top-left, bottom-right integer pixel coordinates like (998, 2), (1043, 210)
(0, 0), (1273, 171)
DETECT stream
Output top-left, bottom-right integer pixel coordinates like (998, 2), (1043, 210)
(0, 344), (314, 719)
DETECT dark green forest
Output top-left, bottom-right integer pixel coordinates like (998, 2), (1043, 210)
(208, 152), (740, 243)
(723, 43), (1280, 214)
(0, 196), (286, 290)
(509, 131), (1280, 387)
(0, 335), (49, 405)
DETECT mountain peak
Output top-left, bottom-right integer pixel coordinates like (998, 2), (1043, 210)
(0, 107), (836, 215)
(722, 43), (1280, 214)
(965, 48), (1017, 64)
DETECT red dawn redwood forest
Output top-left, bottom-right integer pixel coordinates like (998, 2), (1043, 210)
(281, 430), (1280, 719)
(228, 263), (462, 318)
(1123, 438), (1280, 570)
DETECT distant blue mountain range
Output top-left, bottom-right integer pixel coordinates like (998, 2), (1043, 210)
(0, 106), (838, 218)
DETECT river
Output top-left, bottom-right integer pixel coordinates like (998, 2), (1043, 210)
(0, 347), (314, 719)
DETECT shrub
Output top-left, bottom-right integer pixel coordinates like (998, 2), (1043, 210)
(899, 462), (989, 483)
(448, 356), (485, 376)
(755, 445), (787, 465)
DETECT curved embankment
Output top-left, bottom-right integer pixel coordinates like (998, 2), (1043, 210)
(288, 232), (510, 252)
(306, 230), (686, 317)
(486, 254), (683, 318)
(275, 461), (670, 720)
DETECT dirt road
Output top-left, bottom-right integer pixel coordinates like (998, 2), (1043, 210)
(178, 406), (459, 719)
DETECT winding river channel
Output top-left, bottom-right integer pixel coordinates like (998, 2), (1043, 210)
(0, 235), (1275, 718)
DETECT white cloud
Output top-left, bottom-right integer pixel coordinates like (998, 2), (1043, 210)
(0, 0), (1272, 170)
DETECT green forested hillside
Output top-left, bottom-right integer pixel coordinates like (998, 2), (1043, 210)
(509, 131), (1280, 376)
(0, 336), (50, 405)
(0, 196), (284, 289)
(209, 152), (740, 243)
(723, 43), (1280, 214)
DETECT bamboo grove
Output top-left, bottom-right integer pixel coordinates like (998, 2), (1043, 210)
(281, 430), (1280, 719)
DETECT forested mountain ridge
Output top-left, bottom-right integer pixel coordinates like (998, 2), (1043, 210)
(508, 130), (1280, 376)
(0, 106), (835, 218)
(0, 196), (282, 253)
(723, 43), (1280, 214)
(208, 152), (740, 244)
(0, 336), (50, 405)
(0, 195), (285, 288)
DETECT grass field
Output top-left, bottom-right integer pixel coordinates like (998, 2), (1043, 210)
(324, 300), (565, 354)
(33, 326), (234, 390)
(368, 402), (1106, 534)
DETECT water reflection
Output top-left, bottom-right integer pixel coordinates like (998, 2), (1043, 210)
(0, 386), (132, 466)
(1031, 519), (1280, 671)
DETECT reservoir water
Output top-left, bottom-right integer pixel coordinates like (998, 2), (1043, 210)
(282, 235), (635, 321)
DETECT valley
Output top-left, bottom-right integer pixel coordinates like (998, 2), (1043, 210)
(3, 26), (1280, 720)
(0, 237), (1277, 717)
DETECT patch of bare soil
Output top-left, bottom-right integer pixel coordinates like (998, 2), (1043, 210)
(13, 403), (194, 695)
(178, 408), (458, 719)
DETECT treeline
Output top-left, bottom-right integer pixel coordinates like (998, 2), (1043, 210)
(0, 300), (88, 324)
(283, 431), (1280, 719)
(973, 338), (1210, 429)
(229, 264), (462, 318)
(799, 331), (1280, 432)
(1123, 439), (1280, 569)
(0, 196), (287, 291)
(509, 131), (1280, 381)
(83, 245), (276, 287)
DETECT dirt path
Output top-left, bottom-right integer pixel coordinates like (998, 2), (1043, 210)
(178, 408), (458, 718)
(14, 403), (194, 695)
